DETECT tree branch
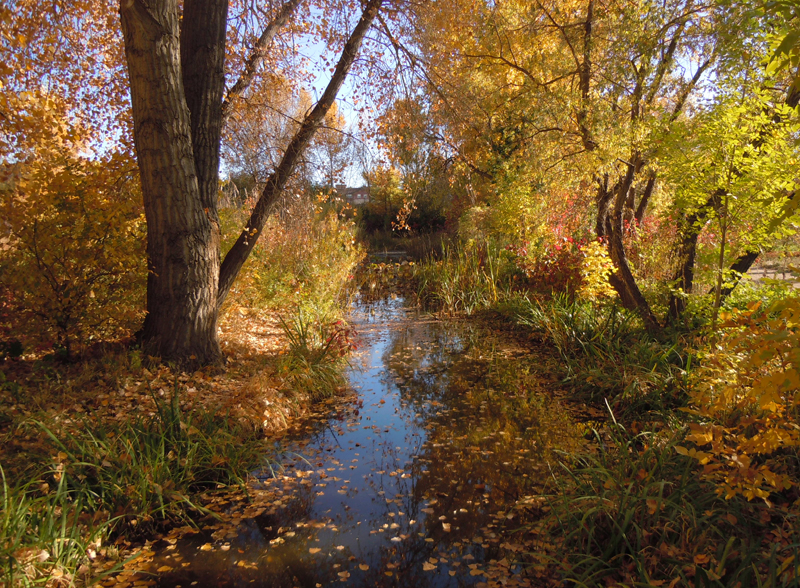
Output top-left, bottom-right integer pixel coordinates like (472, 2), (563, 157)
(218, 0), (383, 308)
(221, 0), (303, 123)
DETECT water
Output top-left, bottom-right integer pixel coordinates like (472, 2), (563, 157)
(139, 297), (581, 588)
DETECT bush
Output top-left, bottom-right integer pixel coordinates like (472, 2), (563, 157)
(220, 192), (363, 317)
(680, 297), (800, 503)
(0, 152), (146, 358)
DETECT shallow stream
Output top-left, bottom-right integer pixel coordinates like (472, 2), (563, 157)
(140, 297), (582, 587)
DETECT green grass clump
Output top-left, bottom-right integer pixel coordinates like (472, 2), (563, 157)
(39, 389), (265, 536)
(279, 308), (354, 401)
(1, 466), (110, 587)
(540, 423), (800, 587)
(511, 293), (690, 413)
(414, 240), (520, 315)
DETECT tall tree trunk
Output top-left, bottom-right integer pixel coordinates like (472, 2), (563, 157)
(606, 158), (661, 334)
(120, 0), (223, 366)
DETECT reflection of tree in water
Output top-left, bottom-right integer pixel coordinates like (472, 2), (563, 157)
(380, 318), (583, 575)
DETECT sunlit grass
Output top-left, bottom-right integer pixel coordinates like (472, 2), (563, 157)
(1, 465), (112, 587)
(39, 387), (266, 537)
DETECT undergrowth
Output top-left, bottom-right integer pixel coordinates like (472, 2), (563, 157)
(511, 293), (690, 415)
(38, 387), (265, 537)
(1, 466), (111, 587)
(536, 423), (800, 587)
(414, 240), (520, 315)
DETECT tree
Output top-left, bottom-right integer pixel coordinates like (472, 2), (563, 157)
(383, 0), (799, 331)
(118, 0), (383, 367)
(311, 102), (352, 189)
(222, 75), (311, 190)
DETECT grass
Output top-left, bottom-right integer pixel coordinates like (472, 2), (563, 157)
(537, 422), (800, 587)
(278, 308), (354, 401)
(1, 465), (112, 587)
(510, 293), (691, 414)
(38, 386), (266, 537)
(414, 240), (520, 315)
(411, 237), (800, 586)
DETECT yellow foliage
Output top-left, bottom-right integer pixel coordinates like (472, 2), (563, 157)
(0, 97), (146, 355)
(680, 298), (800, 503)
(578, 240), (617, 301)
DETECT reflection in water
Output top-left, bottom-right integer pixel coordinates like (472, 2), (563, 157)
(146, 297), (582, 587)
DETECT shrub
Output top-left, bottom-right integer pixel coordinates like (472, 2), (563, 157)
(0, 152), (146, 357)
(680, 297), (800, 503)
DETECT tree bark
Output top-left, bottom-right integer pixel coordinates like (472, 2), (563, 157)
(120, 0), (223, 366)
(606, 158), (661, 334)
(666, 190), (722, 322)
(634, 174), (655, 224)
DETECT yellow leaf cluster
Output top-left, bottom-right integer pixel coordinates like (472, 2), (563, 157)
(0, 97), (146, 354)
(578, 240), (617, 301)
(679, 299), (800, 503)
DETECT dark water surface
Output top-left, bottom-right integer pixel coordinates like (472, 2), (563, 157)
(145, 297), (582, 588)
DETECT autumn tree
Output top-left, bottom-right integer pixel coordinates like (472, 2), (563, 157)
(384, 0), (799, 331)
(118, 0), (383, 366)
(222, 74), (311, 190)
(311, 102), (353, 189)
(377, 97), (450, 231)
(0, 2), (146, 355)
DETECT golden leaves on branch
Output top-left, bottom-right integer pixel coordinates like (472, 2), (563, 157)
(679, 299), (800, 503)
